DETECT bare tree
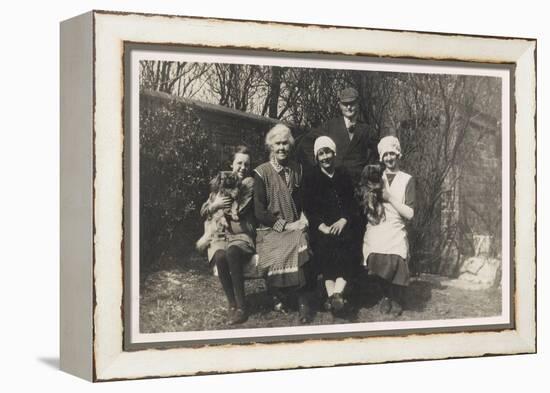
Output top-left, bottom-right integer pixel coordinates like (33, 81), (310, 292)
(206, 64), (265, 112)
(392, 74), (500, 274)
(139, 61), (211, 97)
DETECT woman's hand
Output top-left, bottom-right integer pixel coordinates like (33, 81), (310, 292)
(380, 177), (414, 220)
(318, 223), (331, 235)
(210, 195), (232, 212)
(329, 218), (348, 236)
(286, 220), (307, 232)
(285, 221), (299, 231)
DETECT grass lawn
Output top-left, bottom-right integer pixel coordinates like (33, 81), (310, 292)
(140, 252), (502, 334)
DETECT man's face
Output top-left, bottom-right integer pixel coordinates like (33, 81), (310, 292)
(338, 100), (358, 120)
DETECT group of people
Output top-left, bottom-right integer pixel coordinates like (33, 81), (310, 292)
(199, 87), (415, 325)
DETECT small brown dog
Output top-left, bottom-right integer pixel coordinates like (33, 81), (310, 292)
(357, 164), (386, 225)
(196, 171), (242, 251)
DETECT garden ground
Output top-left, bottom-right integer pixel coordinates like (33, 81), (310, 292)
(140, 252), (502, 333)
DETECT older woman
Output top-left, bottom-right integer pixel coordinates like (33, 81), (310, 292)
(200, 145), (255, 325)
(253, 124), (313, 323)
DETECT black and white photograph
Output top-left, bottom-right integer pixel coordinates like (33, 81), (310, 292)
(3, 0), (544, 388)
(127, 47), (512, 345)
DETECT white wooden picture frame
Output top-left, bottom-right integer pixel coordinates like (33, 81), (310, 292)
(60, 10), (536, 381)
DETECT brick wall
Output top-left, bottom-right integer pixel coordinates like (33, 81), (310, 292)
(141, 90), (282, 167)
(439, 118), (501, 275)
(458, 123), (502, 257)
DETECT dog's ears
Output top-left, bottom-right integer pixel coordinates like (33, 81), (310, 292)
(209, 173), (222, 193)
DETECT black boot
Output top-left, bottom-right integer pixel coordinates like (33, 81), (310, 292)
(298, 293), (312, 324)
(229, 308), (248, 325)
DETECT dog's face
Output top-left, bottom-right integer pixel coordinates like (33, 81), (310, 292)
(210, 171), (241, 197)
(212, 171), (241, 201)
(219, 171), (240, 191)
(361, 163), (385, 186)
(359, 164), (386, 225)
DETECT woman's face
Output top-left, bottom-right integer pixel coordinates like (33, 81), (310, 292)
(231, 152), (251, 179)
(270, 133), (291, 163)
(382, 151), (399, 171)
(317, 148), (336, 171)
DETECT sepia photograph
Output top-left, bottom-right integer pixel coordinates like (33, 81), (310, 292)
(126, 46), (512, 346)
(56, 9), (536, 381)
(2, 0), (545, 387)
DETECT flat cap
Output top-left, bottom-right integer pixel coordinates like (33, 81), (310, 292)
(338, 87), (359, 103)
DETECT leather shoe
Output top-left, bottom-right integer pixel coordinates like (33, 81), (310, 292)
(298, 301), (312, 324)
(390, 300), (403, 317)
(378, 297), (392, 314)
(323, 296), (333, 311)
(331, 293), (345, 312)
(229, 308), (248, 325)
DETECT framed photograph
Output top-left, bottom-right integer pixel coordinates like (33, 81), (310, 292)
(60, 10), (536, 381)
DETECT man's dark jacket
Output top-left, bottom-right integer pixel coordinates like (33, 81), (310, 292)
(296, 116), (380, 185)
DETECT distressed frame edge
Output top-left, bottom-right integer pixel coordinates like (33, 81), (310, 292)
(512, 40), (537, 354)
(89, 11), (537, 381)
(59, 11), (95, 381)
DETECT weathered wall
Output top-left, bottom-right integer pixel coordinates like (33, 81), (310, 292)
(141, 90), (281, 167)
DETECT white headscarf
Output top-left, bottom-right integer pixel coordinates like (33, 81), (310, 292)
(313, 136), (337, 159)
(378, 135), (401, 161)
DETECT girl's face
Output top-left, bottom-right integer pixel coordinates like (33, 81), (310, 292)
(270, 133), (291, 163)
(317, 147), (336, 171)
(231, 153), (251, 179)
(382, 151), (399, 171)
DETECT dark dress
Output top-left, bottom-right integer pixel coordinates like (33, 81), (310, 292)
(303, 166), (359, 281)
(296, 117), (379, 272)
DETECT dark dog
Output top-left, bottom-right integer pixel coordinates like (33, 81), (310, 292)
(196, 171), (242, 251)
(357, 164), (386, 225)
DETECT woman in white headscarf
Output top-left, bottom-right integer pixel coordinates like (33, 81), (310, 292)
(302, 136), (359, 314)
(362, 136), (415, 316)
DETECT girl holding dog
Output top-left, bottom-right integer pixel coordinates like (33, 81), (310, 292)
(302, 136), (359, 314)
(200, 145), (255, 325)
(253, 124), (313, 324)
(361, 135), (415, 316)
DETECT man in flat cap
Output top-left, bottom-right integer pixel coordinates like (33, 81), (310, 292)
(297, 87), (379, 185)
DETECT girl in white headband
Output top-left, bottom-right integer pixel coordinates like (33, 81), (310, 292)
(303, 136), (360, 314)
(362, 135), (415, 317)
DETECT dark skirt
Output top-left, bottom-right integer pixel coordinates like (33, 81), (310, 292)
(366, 253), (410, 286)
(313, 229), (355, 281)
(207, 232), (255, 267)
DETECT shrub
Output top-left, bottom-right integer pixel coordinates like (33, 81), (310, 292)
(140, 97), (219, 273)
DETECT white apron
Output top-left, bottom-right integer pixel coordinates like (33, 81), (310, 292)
(362, 170), (411, 265)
